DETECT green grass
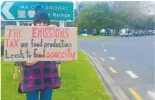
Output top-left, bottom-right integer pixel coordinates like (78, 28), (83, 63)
(78, 35), (115, 39)
(1, 51), (111, 100)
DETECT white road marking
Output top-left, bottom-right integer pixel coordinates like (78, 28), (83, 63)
(126, 71), (138, 78)
(110, 57), (116, 60)
(148, 91), (155, 100)
(102, 45), (104, 47)
(92, 52), (96, 55)
(104, 49), (107, 52)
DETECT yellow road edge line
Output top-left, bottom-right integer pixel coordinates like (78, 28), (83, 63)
(128, 88), (143, 100)
(109, 67), (117, 73)
(100, 57), (105, 61)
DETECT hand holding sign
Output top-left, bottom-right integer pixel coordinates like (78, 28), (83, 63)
(26, 59), (38, 66)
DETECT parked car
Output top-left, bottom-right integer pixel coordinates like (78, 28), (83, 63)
(120, 28), (128, 37)
(100, 29), (113, 36)
(120, 28), (133, 37)
(100, 29), (105, 35)
(128, 29), (133, 37)
(138, 30), (143, 36)
(80, 29), (87, 36)
(133, 30), (138, 36)
(152, 30), (155, 35)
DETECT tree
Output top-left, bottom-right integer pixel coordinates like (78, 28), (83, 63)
(75, 1), (155, 35)
(76, 1), (114, 34)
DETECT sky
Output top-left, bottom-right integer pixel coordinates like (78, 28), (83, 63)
(1, 0), (155, 13)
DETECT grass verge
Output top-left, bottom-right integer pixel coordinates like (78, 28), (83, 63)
(1, 51), (111, 100)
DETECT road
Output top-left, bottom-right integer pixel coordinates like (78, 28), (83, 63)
(79, 36), (155, 100)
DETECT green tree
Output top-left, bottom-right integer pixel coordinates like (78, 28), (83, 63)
(75, 1), (155, 35)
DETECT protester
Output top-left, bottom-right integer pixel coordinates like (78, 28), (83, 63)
(17, 5), (61, 100)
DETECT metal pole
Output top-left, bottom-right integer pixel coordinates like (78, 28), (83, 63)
(58, 21), (65, 77)
(154, 13), (155, 91)
(76, 1), (80, 35)
(59, 21), (65, 27)
(76, 1), (80, 22)
(16, 21), (20, 26)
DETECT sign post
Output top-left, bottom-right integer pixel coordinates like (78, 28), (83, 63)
(16, 21), (20, 26)
(1, 1), (74, 21)
(59, 21), (65, 27)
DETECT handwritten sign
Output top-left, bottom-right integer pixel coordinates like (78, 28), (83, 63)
(4, 26), (77, 61)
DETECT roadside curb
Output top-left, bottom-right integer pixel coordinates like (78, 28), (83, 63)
(83, 51), (130, 100)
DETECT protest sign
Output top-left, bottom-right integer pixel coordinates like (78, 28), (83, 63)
(4, 26), (77, 61)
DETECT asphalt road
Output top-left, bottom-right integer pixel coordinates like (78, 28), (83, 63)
(79, 36), (155, 100)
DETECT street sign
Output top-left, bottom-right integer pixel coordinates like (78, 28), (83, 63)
(1, 1), (74, 21)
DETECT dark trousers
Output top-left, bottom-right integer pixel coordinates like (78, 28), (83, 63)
(26, 88), (53, 100)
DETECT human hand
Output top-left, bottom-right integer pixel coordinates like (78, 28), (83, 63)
(26, 59), (38, 66)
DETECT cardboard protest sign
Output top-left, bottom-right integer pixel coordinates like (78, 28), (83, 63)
(4, 26), (77, 61)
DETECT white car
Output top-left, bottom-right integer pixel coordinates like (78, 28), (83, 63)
(100, 29), (106, 34)
(120, 29), (128, 37)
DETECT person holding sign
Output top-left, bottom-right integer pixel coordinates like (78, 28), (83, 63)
(17, 6), (61, 100)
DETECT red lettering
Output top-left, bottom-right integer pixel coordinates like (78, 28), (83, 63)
(38, 28), (43, 38)
(46, 52), (50, 58)
(49, 27), (53, 38)
(71, 52), (76, 60)
(31, 26), (70, 39)
(5, 39), (9, 47)
(59, 28), (65, 38)
(65, 29), (69, 38)
(61, 52), (65, 58)
(5, 39), (19, 48)
(44, 27), (49, 38)
(45, 51), (75, 60)
(54, 52), (58, 58)
(32, 27), (37, 38)
(8, 29), (13, 38)
(51, 52), (55, 58)
(58, 52), (61, 58)
(66, 48), (71, 52)
(7, 29), (21, 38)
(14, 39), (19, 47)
(55, 30), (60, 38)
(49, 32), (53, 38)
(55, 28), (59, 38)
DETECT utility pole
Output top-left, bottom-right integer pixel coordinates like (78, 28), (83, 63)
(76, 1), (80, 34)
